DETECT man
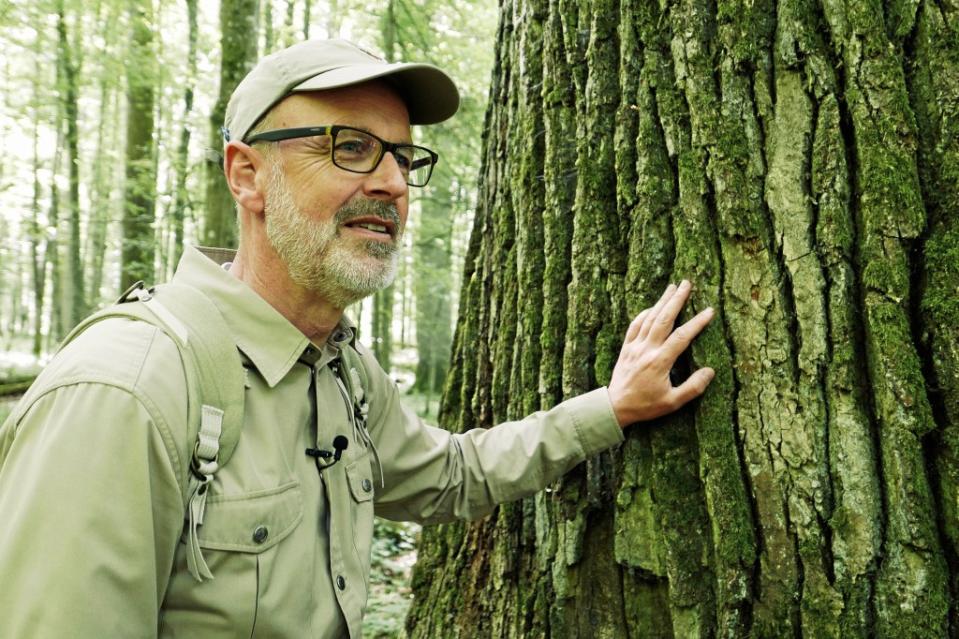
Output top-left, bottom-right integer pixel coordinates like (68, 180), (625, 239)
(0, 40), (715, 637)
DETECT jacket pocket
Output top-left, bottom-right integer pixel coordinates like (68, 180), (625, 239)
(197, 480), (303, 552)
(159, 481), (303, 638)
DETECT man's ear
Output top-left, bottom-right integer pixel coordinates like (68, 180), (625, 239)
(225, 141), (265, 215)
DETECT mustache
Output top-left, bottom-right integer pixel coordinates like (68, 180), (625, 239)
(334, 198), (401, 230)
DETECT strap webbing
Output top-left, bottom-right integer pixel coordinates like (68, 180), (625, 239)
(59, 281), (246, 582)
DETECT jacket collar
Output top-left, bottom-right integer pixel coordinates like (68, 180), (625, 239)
(171, 245), (356, 387)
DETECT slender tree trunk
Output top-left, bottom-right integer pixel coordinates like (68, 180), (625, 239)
(369, 5), (399, 372)
(372, 285), (394, 372)
(303, 0), (311, 39)
(169, 0), (198, 271)
(47, 133), (63, 348)
(261, 0), (274, 55)
(0, 218), (8, 339)
(29, 38), (48, 357)
(408, 1), (959, 637)
(120, 0), (157, 291)
(84, 1), (120, 304)
(8, 247), (24, 339)
(86, 85), (120, 307)
(412, 191), (454, 395)
(283, 0), (295, 47)
(203, 0), (259, 249)
(56, 0), (84, 332)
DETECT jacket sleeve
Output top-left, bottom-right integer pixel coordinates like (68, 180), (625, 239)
(0, 382), (184, 638)
(365, 356), (624, 523)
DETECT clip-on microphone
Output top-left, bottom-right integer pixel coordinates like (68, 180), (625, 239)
(306, 436), (349, 473)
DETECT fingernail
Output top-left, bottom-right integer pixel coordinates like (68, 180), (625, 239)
(681, 279), (690, 289)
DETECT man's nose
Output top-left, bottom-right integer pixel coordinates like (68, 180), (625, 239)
(364, 151), (408, 199)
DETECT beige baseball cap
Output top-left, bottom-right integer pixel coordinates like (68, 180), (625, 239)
(223, 39), (460, 143)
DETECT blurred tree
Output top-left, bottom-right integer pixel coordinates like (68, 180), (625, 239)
(203, 0), (259, 250)
(261, 0), (275, 54)
(369, 4), (399, 372)
(120, 0), (157, 291)
(54, 0), (83, 333)
(84, 0), (122, 305)
(25, 19), (51, 356)
(168, 0), (199, 270)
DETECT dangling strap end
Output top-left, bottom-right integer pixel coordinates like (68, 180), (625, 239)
(185, 476), (214, 582)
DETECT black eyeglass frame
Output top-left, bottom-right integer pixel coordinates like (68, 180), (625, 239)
(244, 125), (439, 187)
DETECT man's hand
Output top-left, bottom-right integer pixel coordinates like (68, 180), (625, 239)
(608, 280), (715, 427)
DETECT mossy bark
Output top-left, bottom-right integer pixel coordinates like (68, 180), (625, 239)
(408, 0), (959, 636)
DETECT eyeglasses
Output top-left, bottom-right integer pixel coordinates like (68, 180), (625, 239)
(244, 125), (438, 187)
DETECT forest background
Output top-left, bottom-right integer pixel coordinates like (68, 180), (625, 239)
(4, 0), (959, 637)
(0, 0), (496, 636)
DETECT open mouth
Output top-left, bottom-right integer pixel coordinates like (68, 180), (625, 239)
(343, 217), (397, 240)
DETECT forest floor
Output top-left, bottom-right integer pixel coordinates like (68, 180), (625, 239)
(364, 390), (439, 638)
(365, 518), (420, 638)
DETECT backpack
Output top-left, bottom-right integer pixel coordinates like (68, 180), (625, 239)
(61, 280), (247, 581)
(33, 279), (371, 582)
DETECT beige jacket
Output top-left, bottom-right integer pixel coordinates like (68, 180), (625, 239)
(0, 246), (623, 638)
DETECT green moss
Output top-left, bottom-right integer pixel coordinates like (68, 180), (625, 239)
(621, 571), (675, 638)
(614, 436), (666, 573)
(883, 0), (919, 41)
(716, 0), (775, 68)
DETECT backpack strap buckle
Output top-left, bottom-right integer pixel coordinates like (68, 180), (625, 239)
(185, 403), (225, 582)
(116, 280), (156, 304)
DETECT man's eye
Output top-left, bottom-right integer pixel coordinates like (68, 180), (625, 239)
(336, 138), (374, 157)
(394, 152), (412, 170)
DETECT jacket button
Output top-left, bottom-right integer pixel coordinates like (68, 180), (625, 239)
(336, 575), (347, 590)
(361, 478), (373, 493)
(252, 525), (269, 544)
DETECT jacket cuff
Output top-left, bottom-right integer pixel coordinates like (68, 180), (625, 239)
(562, 387), (624, 458)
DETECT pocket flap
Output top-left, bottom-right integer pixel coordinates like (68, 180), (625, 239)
(346, 458), (375, 503)
(197, 481), (303, 553)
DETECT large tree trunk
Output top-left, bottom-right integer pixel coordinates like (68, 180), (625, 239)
(408, 0), (959, 637)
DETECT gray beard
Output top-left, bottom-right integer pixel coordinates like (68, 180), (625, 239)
(263, 161), (402, 309)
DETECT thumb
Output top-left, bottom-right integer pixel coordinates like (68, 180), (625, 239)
(670, 367), (715, 407)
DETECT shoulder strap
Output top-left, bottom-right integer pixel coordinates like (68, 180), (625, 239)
(61, 281), (246, 582)
(143, 282), (245, 581)
(337, 344), (385, 487)
(145, 282), (246, 468)
(62, 282), (246, 473)
(338, 344), (370, 413)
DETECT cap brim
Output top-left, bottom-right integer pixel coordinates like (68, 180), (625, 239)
(292, 62), (459, 125)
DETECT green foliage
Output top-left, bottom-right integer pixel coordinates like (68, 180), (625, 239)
(0, 0), (495, 383)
